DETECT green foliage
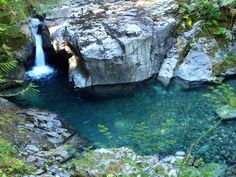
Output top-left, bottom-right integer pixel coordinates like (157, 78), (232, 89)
(179, 0), (236, 40)
(0, 0), (40, 96)
(0, 113), (32, 176)
(0, 44), (18, 85)
(178, 161), (222, 177)
(67, 147), (222, 177)
(204, 81), (236, 109)
(221, 0), (236, 6)
(97, 120), (175, 155)
(0, 0), (30, 95)
(0, 44), (17, 74)
(0, 44), (39, 97)
(0, 82), (39, 97)
(0, 0), (8, 6)
(124, 157), (151, 177)
(0, 138), (31, 176)
(0, 0), (33, 48)
(213, 53), (236, 76)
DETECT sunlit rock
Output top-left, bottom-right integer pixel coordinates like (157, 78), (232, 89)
(158, 44), (179, 86)
(48, 0), (178, 88)
(174, 37), (220, 84)
(71, 147), (182, 176)
(175, 50), (216, 82)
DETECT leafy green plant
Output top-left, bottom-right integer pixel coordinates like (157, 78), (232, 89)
(0, 44), (39, 97)
(204, 81), (236, 109)
(0, 44), (17, 74)
(0, 0), (40, 97)
(97, 119), (175, 155)
(178, 161), (222, 177)
(0, 138), (31, 176)
(0, 0), (31, 48)
(179, 0), (236, 40)
(213, 53), (236, 76)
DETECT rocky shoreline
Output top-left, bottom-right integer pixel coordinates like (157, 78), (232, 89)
(1, 97), (235, 176)
(0, 97), (92, 176)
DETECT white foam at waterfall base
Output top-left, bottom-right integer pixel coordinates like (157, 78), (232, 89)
(26, 18), (54, 80)
(26, 66), (54, 80)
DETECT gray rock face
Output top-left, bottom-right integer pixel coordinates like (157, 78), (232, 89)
(15, 22), (34, 61)
(48, 0), (178, 88)
(158, 44), (179, 86)
(174, 37), (219, 83)
(175, 50), (216, 82)
(170, 22), (236, 86)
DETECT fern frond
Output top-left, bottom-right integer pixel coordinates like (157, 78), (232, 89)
(0, 82), (39, 97)
(0, 59), (17, 73)
(19, 83), (39, 97)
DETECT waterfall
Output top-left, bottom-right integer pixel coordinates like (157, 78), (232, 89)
(33, 19), (45, 66)
(26, 18), (54, 79)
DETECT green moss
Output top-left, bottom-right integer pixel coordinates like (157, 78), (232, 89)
(0, 0), (31, 49)
(178, 162), (224, 177)
(0, 114), (29, 150)
(212, 54), (236, 76)
(0, 138), (32, 176)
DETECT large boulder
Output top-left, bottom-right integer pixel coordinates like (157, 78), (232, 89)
(165, 21), (236, 87)
(174, 37), (220, 86)
(47, 0), (178, 88)
(175, 49), (216, 82)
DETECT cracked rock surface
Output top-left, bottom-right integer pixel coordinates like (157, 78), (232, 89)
(47, 0), (178, 88)
(0, 97), (91, 177)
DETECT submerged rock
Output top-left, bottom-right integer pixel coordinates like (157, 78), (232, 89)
(48, 0), (178, 88)
(216, 105), (236, 120)
(225, 164), (236, 177)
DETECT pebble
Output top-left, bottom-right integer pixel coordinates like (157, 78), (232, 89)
(175, 151), (185, 156)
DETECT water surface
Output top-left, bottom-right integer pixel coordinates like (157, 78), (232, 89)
(13, 73), (236, 165)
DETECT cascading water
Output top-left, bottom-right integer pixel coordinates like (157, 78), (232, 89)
(26, 18), (54, 79)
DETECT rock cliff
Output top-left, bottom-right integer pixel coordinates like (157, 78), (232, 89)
(16, 0), (236, 88)
(47, 0), (178, 88)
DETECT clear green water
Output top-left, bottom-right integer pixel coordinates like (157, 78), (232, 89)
(14, 74), (236, 165)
